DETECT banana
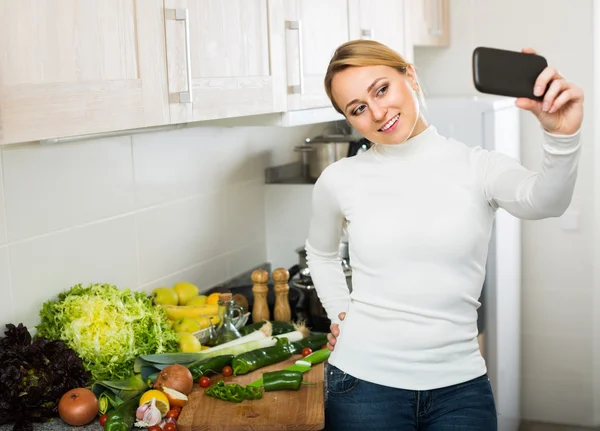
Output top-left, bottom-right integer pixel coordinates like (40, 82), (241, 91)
(161, 304), (219, 320)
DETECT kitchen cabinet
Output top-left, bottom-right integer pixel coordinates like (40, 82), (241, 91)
(163, 0), (286, 124)
(348, 0), (413, 63)
(0, 0), (170, 145)
(412, 0), (450, 47)
(0, 0), (420, 144)
(278, 0), (350, 111)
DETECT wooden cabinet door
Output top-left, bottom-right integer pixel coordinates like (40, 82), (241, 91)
(0, 0), (170, 145)
(348, 0), (413, 63)
(280, 0), (349, 111)
(164, 0), (286, 124)
(412, 0), (450, 47)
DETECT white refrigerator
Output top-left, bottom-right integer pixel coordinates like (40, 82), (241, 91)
(424, 96), (522, 431)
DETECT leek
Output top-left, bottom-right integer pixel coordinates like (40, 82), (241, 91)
(138, 327), (309, 365)
(206, 321), (273, 353)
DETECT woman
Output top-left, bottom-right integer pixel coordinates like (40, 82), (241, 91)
(305, 40), (583, 430)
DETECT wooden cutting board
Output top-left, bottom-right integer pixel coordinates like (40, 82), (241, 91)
(177, 354), (325, 431)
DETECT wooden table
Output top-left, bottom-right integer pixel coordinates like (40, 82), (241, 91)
(177, 355), (325, 431)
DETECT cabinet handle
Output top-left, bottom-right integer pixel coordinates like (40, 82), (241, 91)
(428, 0), (443, 36)
(174, 8), (193, 103)
(360, 28), (373, 40)
(286, 20), (304, 95)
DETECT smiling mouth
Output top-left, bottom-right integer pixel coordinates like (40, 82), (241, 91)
(379, 114), (400, 133)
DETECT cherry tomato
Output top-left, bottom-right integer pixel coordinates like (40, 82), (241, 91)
(301, 347), (313, 357)
(99, 414), (109, 427)
(199, 376), (211, 388)
(166, 409), (180, 420)
(222, 365), (233, 377)
(149, 426), (162, 431)
(164, 422), (177, 431)
(321, 344), (328, 350)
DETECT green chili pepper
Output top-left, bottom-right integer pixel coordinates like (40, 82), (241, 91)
(289, 333), (328, 354)
(231, 338), (293, 375)
(262, 370), (316, 392)
(205, 380), (263, 403)
(103, 394), (142, 431)
(188, 354), (234, 380)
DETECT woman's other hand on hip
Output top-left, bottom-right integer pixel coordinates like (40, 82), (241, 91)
(327, 312), (346, 351)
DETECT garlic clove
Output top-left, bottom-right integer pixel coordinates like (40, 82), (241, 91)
(136, 403), (150, 421)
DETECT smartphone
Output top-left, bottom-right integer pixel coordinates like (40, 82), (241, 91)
(472, 47), (548, 100)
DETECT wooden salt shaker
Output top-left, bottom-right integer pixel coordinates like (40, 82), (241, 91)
(251, 269), (270, 322)
(272, 267), (291, 322)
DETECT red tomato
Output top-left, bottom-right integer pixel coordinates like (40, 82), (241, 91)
(321, 344), (328, 350)
(164, 422), (177, 431)
(166, 409), (180, 420)
(149, 426), (162, 431)
(222, 365), (233, 377)
(301, 347), (313, 357)
(98, 414), (108, 427)
(199, 376), (211, 388)
(172, 406), (182, 413)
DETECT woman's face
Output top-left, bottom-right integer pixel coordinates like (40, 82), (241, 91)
(331, 65), (428, 145)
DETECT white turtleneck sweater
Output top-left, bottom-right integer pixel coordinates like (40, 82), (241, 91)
(305, 125), (581, 390)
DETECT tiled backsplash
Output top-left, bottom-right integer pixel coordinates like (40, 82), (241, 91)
(265, 183), (315, 271)
(0, 122), (327, 332)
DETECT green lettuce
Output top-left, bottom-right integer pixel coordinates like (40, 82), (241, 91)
(35, 283), (179, 382)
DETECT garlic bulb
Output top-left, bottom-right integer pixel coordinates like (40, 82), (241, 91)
(134, 398), (162, 427)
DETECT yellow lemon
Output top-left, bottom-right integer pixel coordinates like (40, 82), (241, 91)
(139, 389), (170, 416)
(185, 295), (207, 306)
(173, 282), (199, 305)
(206, 292), (221, 305)
(172, 317), (202, 333)
(194, 315), (212, 330)
(177, 332), (202, 353)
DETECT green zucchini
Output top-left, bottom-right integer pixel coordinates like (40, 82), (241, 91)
(231, 338), (293, 375)
(289, 333), (328, 354)
(188, 354), (235, 380)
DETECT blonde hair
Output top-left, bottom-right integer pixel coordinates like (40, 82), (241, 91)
(324, 40), (423, 115)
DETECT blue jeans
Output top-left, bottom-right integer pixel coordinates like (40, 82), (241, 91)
(325, 364), (497, 431)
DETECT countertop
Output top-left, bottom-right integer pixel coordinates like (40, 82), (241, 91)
(0, 419), (102, 431)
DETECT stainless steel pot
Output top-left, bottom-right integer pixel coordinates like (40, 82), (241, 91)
(291, 250), (352, 331)
(295, 242), (351, 275)
(294, 135), (352, 181)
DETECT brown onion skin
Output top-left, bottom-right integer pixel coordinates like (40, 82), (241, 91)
(58, 388), (99, 426)
(154, 364), (194, 395)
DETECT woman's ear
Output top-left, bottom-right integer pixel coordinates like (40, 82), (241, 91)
(405, 65), (419, 90)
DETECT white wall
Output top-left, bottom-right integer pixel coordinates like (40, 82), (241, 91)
(593, 2), (600, 426)
(0, 122), (326, 333)
(414, 0), (597, 426)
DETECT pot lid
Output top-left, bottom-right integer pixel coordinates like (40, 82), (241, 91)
(305, 134), (354, 144)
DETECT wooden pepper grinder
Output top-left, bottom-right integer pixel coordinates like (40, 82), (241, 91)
(272, 267), (291, 322)
(251, 269), (270, 323)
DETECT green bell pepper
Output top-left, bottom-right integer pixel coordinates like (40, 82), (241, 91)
(103, 394), (142, 431)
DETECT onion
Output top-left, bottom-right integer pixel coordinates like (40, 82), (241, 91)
(154, 364), (194, 395)
(162, 386), (189, 408)
(58, 388), (99, 426)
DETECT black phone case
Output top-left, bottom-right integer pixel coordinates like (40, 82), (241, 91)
(472, 47), (548, 101)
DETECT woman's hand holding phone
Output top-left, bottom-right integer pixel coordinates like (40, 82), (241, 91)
(515, 48), (584, 135)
